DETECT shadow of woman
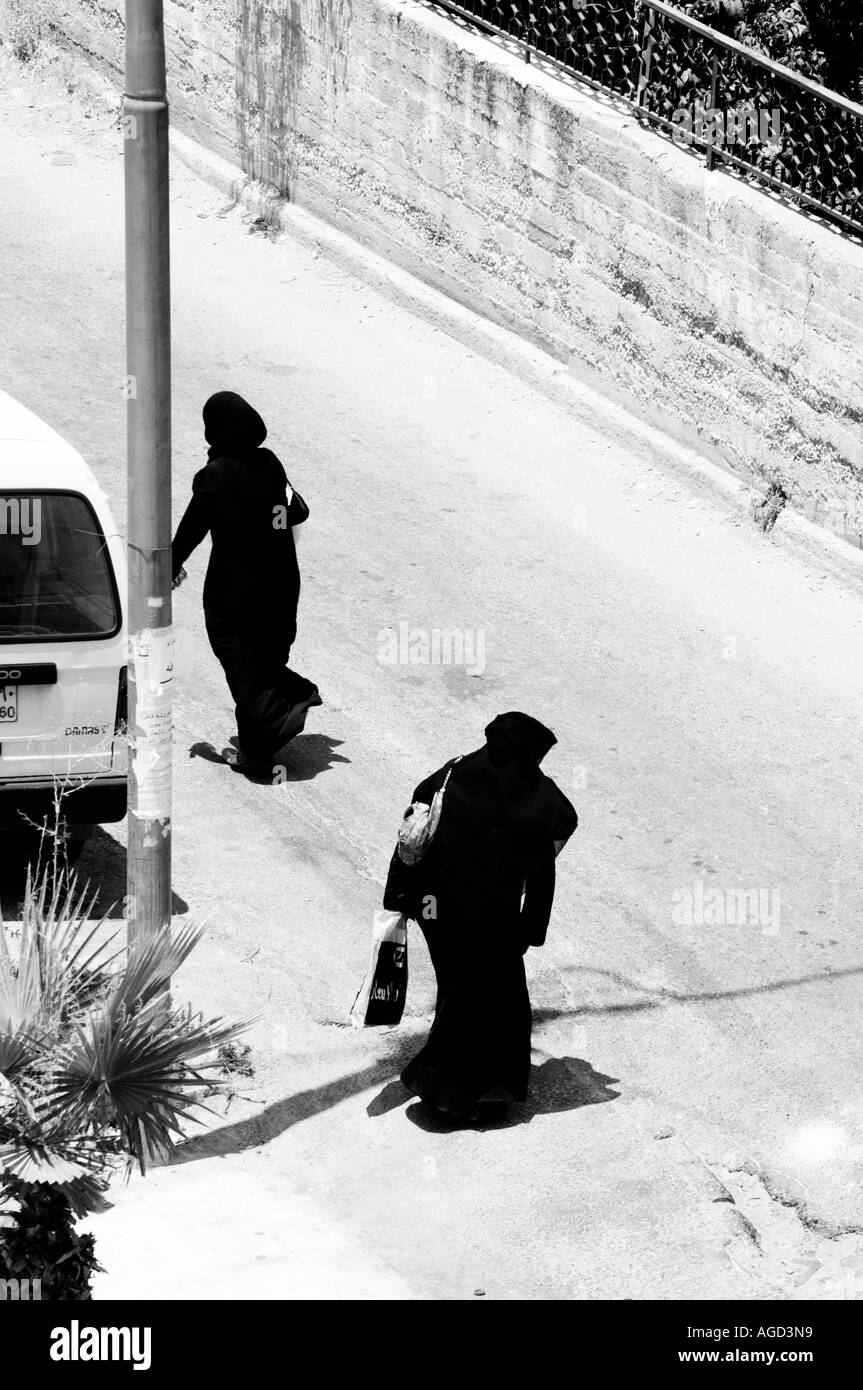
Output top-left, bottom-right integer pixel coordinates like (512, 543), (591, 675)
(371, 1056), (620, 1132)
(271, 733), (351, 783)
(188, 732), (349, 783)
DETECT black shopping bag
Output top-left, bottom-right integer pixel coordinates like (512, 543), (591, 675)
(350, 910), (408, 1027)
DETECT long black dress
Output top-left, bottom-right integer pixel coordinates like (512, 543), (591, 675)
(171, 392), (318, 766)
(384, 713), (578, 1117)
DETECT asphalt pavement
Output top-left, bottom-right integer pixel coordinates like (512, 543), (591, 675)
(2, 56), (863, 1300)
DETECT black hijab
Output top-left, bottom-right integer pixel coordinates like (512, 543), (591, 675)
(434, 712), (578, 875)
(484, 712), (557, 769)
(203, 391), (267, 460)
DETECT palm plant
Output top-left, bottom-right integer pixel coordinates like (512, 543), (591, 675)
(0, 869), (250, 1298)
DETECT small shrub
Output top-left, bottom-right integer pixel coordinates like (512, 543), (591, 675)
(0, 1179), (101, 1300)
(218, 1042), (255, 1079)
(0, 0), (58, 64)
(752, 479), (789, 532)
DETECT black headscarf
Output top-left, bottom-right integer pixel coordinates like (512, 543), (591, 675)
(484, 712), (557, 769)
(384, 712), (577, 918)
(203, 391), (267, 458)
(432, 712), (577, 878)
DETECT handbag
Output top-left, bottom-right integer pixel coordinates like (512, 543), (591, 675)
(349, 909), (408, 1027)
(396, 756), (462, 866)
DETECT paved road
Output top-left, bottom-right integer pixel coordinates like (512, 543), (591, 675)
(2, 58), (863, 1300)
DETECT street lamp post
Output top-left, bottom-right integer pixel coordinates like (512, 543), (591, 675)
(124, 0), (173, 947)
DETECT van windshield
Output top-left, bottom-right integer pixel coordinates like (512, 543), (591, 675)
(0, 492), (120, 641)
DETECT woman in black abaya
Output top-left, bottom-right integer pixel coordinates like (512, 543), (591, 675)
(171, 392), (320, 771)
(383, 712), (578, 1120)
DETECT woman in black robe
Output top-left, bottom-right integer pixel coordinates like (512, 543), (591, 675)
(171, 391), (320, 771)
(383, 712), (578, 1120)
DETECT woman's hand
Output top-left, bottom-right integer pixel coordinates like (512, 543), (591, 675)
(172, 566), (187, 591)
(520, 861), (556, 949)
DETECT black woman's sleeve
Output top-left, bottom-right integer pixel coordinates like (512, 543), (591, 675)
(520, 860), (556, 950)
(171, 490), (211, 579)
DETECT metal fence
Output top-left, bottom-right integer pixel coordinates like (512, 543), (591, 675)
(430, 0), (863, 236)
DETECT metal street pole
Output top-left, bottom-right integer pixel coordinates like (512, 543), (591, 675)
(124, 0), (173, 948)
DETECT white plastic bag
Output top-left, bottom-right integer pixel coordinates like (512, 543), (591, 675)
(349, 909), (408, 1027)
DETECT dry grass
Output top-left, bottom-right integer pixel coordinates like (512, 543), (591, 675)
(0, 0), (59, 64)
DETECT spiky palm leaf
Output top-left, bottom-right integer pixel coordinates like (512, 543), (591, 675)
(0, 1026), (47, 1085)
(0, 868), (121, 1038)
(43, 996), (252, 1170)
(1, 1168), (109, 1220)
(0, 1117), (112, 1217)
(107, 919), (208, 1017)
(0, 1136), (105, 1186)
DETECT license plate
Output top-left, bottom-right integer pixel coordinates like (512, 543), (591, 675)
(0, 685), (18, 724)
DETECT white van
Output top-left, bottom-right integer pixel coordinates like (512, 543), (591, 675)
(0, 389), (127, 849)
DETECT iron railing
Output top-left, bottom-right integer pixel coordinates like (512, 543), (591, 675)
(430, 0), (863, 236)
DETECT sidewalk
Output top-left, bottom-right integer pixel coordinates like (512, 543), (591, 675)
(85, 1149), (421, 1300)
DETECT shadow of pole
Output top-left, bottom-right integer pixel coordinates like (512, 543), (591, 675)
(169, 1037), (420, 1166)
(544, 961), (863, 1018)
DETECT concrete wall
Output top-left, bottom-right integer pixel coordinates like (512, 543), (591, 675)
(50, 0), (863, 541)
